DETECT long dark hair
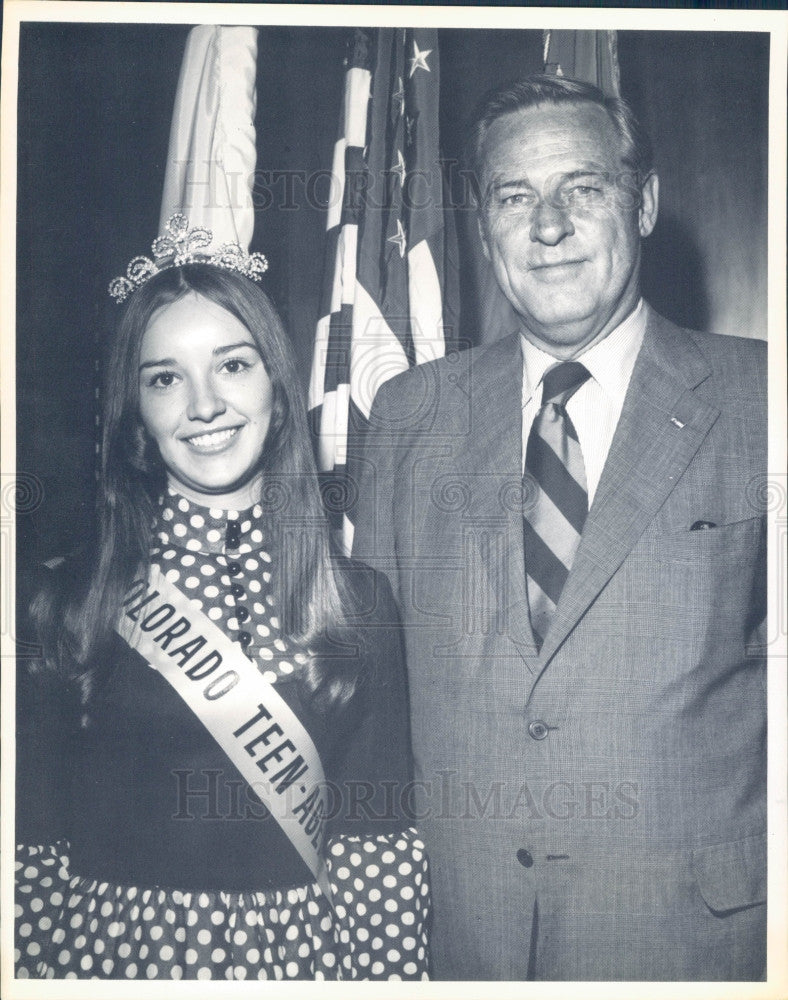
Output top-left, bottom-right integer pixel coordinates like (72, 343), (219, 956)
(31, 264), (358, 715)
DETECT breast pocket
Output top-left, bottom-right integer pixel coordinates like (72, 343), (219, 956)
(636, 515), (764, 615)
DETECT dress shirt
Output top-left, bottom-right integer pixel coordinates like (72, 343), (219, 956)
(520, 299), (647, 505)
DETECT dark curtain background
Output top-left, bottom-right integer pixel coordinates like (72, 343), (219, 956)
(16, 24), (769, 563)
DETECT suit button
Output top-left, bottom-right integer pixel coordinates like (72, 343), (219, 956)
(516, 849), (534, 868)
(236, 606), (250, 623)
(236, 631), (252, 648)
(230, 582), (245, 599)
(227, 561), (242, 576)
(528, 720), (549, 740)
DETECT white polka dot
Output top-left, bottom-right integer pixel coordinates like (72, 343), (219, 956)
(162, 508), (174, 521)
(165, 569), (181, 583)
(370, 913), (382, 926)
(261, 670), (277, 683)
(204, 585), (219, 598)
(245, 558), (259, 571)
(263, 571), (272, 583)
(170, 964), (183, 979)
(184, 948), (198, 965)
(369, 888), (381, 902)
(200, 563), (215, 576)
(262, 551), (272, 563)
(285, 961), (299, 977)
(207, 529), (222, 544)
(173, 523), (187, 537)
(248, 579), (261, 593)
(381, 850), (396, 864)
(178, 498), (190, 512)
(385, 898), (399, 912)
(208, 607), (223, 621)
(210, 909), (225, 925)
(186, 539), (201, 552)
(358, 952), (370, 966)
(27, 942), (41, 957)
(401, 910), (415, 925)
(400, 885), (415, 900)
(197, 967), (211, 980)
(279, 661), (294, 675)
(383, 874), (397, 889)
(256, 623), (270, 638)
(365, 864), (380, 878)
(270, 616), (280, 629)
(38, 916), (52, 931)
(181, 554), (196, 566)
(323, 952), (336, 968)
(233, 929), (247, 946)
(190, 514), (205, 529)
(387, 948), (401, 962)
(185, 576), (200, 589)
(402, 935), (417, 950)
(197, 928), (212, 946)
(147, 963), (159, 978)
(259, 647), (274, 660)
(118, 942), (131, 959)
(107, 921), (125, 937)
(174, 927), (186, 943)
(371, 961), (384, 975)
(159, 944), (174, 961)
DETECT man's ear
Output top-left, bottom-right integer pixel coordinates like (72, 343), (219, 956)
(477, 214), (491, 261)
(639, 172), (659, 238)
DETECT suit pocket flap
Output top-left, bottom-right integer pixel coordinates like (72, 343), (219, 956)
(692, 833), (766, 913)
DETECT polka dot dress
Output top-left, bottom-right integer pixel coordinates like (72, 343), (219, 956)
(15, 492), (431, 980)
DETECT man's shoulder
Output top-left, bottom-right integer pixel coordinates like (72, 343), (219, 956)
(648, 310), (766, 396)
(373, 334), (519, 411)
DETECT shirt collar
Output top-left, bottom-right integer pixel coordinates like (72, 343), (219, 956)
(153, 488), (266, 556)
(521, 299), (647, 407)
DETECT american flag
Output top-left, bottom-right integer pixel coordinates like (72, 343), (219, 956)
(308, 28), (459, 552)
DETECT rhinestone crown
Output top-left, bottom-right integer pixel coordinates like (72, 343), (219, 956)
(109, 214), (268, 303)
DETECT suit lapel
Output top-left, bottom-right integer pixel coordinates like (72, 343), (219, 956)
(460, 334), (540, 659)
(536, 310), (721, 667)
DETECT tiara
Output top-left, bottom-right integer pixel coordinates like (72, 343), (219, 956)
(108, 214), (269, 303)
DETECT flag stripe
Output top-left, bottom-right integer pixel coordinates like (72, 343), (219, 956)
(308, 28), (459, 552)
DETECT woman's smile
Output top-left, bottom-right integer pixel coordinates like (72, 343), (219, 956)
(183, 425), (243, 452)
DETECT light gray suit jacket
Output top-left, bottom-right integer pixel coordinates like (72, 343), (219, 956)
(353, 307), (767, 980)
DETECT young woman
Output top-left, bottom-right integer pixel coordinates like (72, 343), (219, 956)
(15, 219), (430, 981)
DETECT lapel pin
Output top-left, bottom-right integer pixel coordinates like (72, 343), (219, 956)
(670, 416), (685, 429)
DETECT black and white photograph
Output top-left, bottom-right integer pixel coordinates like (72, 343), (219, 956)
(1, 2), (786, 995)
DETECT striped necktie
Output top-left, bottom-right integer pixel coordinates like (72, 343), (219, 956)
(523, 361), (591, 648)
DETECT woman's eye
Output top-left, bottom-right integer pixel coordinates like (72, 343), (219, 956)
(147, 371), (178, 389)
(221, 357), (252, 375)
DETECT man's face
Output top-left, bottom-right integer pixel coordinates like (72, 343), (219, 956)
(478, 101), (658, 358)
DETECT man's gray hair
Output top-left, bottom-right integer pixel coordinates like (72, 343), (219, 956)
(467, 73), (654, 196)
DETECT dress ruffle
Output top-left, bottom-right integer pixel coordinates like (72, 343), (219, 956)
(15, 828), (430, 980)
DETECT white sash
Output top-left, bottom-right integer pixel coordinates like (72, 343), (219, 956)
(115, 565), (333, 904)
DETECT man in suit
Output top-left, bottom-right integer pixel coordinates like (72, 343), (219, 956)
(352, 75), (766, 980)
